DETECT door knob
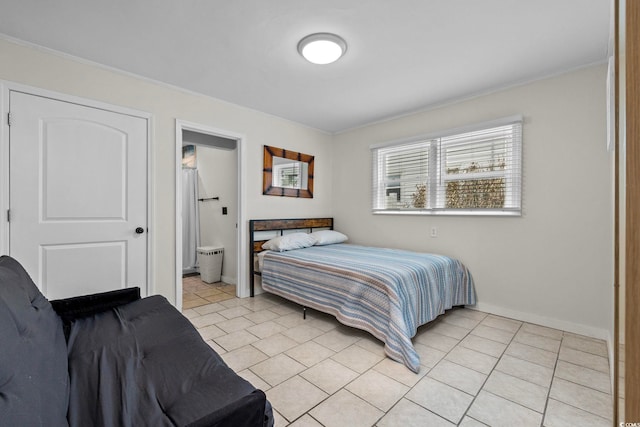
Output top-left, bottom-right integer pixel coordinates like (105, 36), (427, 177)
(135, 227), (145, 234)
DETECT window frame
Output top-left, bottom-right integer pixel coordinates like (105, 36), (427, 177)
(371, 115), (523, 216)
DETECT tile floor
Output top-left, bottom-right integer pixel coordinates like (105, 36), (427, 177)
(182, 276), (613, 426)
(182, 274), (237, 309)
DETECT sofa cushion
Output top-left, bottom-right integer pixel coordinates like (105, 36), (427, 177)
(66, 294), (266, 427)
(0, 256), (69, 427)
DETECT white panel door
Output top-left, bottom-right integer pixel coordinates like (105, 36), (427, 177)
(9, 91), (148, 299)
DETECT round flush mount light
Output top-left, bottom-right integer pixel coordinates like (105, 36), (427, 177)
(297, 33), (347, 65)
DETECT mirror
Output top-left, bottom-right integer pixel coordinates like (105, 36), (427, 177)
(263, 145), (314, 198)
(272, 156), (309, 190)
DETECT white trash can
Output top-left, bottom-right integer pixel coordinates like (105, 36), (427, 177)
(197, 246), (223, 283)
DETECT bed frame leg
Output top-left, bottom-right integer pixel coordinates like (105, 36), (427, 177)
(303, 306), (306, 319)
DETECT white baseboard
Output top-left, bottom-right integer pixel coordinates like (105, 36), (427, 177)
(221, 275), (236, 285)
(468, 302), (610, 342)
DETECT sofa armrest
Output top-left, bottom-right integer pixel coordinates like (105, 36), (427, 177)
(185, 389), (268, 427)
(51, 287), (140, 323)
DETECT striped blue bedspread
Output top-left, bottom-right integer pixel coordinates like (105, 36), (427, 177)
(261, 244), (476, 373)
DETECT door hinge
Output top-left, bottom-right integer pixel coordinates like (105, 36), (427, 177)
(7, 112), (12, 127)
(6, 210), (10, 223)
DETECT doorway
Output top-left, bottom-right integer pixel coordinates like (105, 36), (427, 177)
(175, 121), (246, 311)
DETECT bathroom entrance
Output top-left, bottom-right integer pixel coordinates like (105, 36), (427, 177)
(175, 121), (245, 310)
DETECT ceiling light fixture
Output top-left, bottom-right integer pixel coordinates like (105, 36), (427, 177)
(297, 33), (347, 65)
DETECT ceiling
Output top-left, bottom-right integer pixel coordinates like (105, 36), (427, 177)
(0, 0), (612, 133)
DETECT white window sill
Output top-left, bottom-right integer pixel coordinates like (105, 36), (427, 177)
(372, 209), (521, 217)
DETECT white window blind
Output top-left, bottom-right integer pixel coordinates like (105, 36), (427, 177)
(274, 162), (301, 188)
(372, 116), (522, 215)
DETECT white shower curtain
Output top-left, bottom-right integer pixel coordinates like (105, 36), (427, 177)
(182, 168), (200, 273)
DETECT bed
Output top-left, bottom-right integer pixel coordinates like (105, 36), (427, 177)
(249, 218), (476, 373)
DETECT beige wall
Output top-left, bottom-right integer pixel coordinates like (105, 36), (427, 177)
(0, 37), (614, 338)
(332, 65), (613, 338)
(194, 144), (238, 283)
(0, 37), (334, 303)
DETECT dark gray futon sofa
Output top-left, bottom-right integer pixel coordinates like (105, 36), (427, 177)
(0, 256), (273, 427)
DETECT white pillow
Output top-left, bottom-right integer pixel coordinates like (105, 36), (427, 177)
(310, 230), (348, 246)
(261, 232), (316, 252)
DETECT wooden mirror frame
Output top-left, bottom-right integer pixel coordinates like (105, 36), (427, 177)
(263, 145), (314, 198)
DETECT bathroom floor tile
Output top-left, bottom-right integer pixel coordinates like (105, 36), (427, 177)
(182, 297), (209, 309)
(204, 293), (235, 303)
(194, 288), (224, 298)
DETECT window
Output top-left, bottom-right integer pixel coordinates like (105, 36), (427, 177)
(372, 116), (522, 215)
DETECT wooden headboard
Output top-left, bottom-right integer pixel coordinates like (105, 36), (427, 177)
(248, 218), (333, 296)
